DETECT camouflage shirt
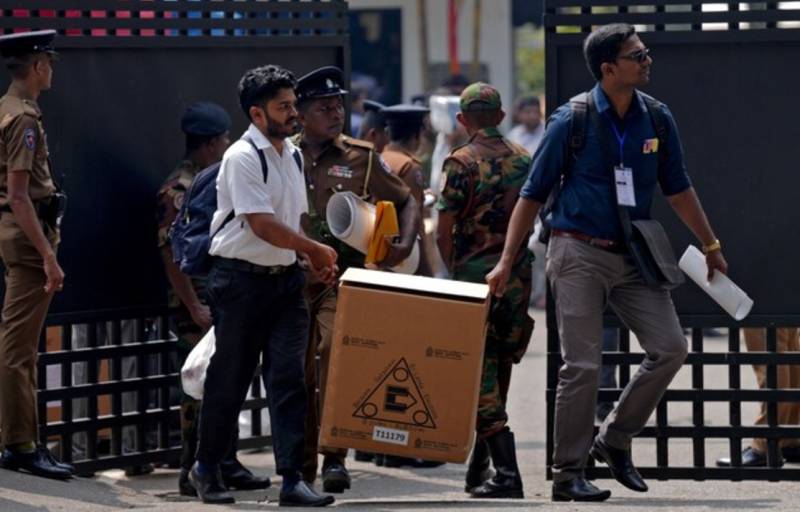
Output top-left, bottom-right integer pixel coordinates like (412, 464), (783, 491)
(156, 159), (206, 308)
(436, 127), (532, 282)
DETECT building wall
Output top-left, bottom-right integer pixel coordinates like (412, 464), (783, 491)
(348, 0), (514, 113)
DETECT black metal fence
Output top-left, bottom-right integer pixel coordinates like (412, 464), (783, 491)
(543, 1), (800, 481)
(0, 0), (350, 473)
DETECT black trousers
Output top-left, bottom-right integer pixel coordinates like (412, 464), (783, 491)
(197, 261), (308, 476)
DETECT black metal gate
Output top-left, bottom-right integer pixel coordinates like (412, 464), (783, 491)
(1, 0), (350, 474)
(543, 1), (800, 480)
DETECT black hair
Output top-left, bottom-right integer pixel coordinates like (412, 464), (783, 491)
(357, 111), (385, 139)
(185, 133), (219, 154)
(583, 23), (636, 81)
(5, 53), (39, 80)
(515, 95), (540, 110)
(238, 65), (297, 120)
(388, 123), (422, 145)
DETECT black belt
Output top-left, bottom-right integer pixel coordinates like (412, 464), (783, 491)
(213, 257), (297, 275)
(0, 196), (55, 214)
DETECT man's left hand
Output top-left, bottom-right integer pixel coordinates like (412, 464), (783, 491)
(706, 250), (728, 281)
(381, 238), (414, 269)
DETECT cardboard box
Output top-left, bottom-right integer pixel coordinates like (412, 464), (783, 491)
(319, 268), (490, 463)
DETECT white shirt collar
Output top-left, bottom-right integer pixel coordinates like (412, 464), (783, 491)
(244, 123), (295, 158)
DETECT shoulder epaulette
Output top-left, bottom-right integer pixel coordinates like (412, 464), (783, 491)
(342, 135), (374, 151)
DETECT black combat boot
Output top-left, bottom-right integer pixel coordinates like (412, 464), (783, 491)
(470, 428), (523, 499)
(464, 438), (494, 493)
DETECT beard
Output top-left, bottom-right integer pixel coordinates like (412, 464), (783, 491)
(266, 112), (299, 139)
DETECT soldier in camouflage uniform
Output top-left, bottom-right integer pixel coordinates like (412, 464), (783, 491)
(156, 102), (268, 496)
(293, 67), (420, 493)
(436, 82), (533, 500)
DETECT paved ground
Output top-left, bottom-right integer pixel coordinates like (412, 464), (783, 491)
(2, 309), (799, 510)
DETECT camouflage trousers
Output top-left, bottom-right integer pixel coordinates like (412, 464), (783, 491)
(174, 309), (205, 470)
(475, 264), (534, 438)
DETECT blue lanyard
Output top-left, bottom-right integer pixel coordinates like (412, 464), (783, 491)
(605, 114), (627, 167)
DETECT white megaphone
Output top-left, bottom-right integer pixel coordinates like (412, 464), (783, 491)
(325, 191), (420, 275)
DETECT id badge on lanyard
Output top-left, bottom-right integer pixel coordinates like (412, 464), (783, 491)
(608, 117), (636, 207)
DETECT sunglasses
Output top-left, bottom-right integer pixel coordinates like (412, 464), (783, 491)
(618, 47), (650, 64)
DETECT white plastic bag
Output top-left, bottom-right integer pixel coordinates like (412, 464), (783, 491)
(181, 327), (216, 400)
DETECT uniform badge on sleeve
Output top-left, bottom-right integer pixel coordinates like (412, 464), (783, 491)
(23, 127), (36, 151)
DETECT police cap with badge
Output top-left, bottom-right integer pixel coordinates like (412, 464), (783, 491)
(0, 30), (58, 66)
(295, 66), (348, 103)
(181, 102), (231, 137)
(382, 104), (430, 140)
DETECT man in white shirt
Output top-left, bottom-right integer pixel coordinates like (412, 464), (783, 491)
(189, 65), (337, 508)
(506, 95), (544, 157)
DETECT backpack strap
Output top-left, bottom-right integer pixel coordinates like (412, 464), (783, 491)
(292, 147), (303, 174)
(640, 94), (670, 172)
(537, 92), (589, 241)
(243, 135), (269, 183)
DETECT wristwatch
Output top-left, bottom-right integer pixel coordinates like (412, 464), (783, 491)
(702, 239), (721, 254)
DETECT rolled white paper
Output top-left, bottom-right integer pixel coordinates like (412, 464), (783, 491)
(678, 245), (753, 321)
(325, 191), (420, 275)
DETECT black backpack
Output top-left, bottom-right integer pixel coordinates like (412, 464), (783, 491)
(538, 90), (670, 243)
(170, 136), (269, 276)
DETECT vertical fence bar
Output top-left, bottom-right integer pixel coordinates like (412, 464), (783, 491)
(60, 325), (73, 462)
(765, 326), (780, 475)
(619, 328), (631, 387)
(691, 328), (705, 472)
(110, 319), (123, 458)
(86, 323), (99, 461)
(157, 315), (170, 451)
(728, 327), (743, 473)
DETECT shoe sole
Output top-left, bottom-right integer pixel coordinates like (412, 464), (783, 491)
(552, 490), (611, 502)
(322, 478), (350, 493)
(590, 444), (648, 493)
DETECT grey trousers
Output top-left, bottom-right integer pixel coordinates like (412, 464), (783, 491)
(547, 236), (687, 483)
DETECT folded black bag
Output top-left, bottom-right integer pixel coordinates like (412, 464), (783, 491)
(627, 219), (684, 290)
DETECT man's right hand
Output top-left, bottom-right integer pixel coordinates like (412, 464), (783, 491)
(189, 303), (213, 332)
(308, 242), (338, 285)
(486, 261), (511, 298)
(43, 254), (65, 294)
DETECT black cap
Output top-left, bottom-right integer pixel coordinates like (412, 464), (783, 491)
(181, 102), (231, 137)
(0, 30), (57, 59)
(295, 66), (348, 102)
(382, 104), (430, 130)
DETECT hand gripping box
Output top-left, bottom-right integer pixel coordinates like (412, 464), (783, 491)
(319, 268), (490, 463)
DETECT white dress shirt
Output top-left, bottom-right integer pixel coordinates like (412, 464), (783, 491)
(209, 124), (307, 266)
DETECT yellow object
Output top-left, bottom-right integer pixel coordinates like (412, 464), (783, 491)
(366, 201), (400, 264)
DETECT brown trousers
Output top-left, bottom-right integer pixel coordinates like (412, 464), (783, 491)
(743, 327), (800, 453)
(0, 214), (58, 447)
(302, 284), (347, 482)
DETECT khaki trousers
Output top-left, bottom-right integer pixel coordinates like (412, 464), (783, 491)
(0, 214), (58, 447)
(303, 284), (347, 481)
(743, 327), (800, 453)
(547, 236), (687, 482)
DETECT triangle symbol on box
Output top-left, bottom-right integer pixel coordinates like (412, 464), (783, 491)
(352, 357), (436, 429)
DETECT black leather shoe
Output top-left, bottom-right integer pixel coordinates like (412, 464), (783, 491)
(470, 428), (524, 499)
(0, 448), (73, 480)
(321, 461), (350, 493)
(179, 468), (196, 497)
(465, 438), (494, 493)
(782, 446), (800, 463)
(188, 463), (235, 504)
(279, 480), (335, 507)
(38, 446), (75, 474)
(552, 477), (611, 502)
(220, 458), (271, 490)
(716, 447), (781, 467)
(590, 437), (648, 492)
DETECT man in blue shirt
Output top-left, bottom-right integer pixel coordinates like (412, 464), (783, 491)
(487, 24), (728, 501)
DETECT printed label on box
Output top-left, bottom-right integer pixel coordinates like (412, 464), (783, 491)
(373, 426), (409, 446)
(353, 357), (436, 429)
